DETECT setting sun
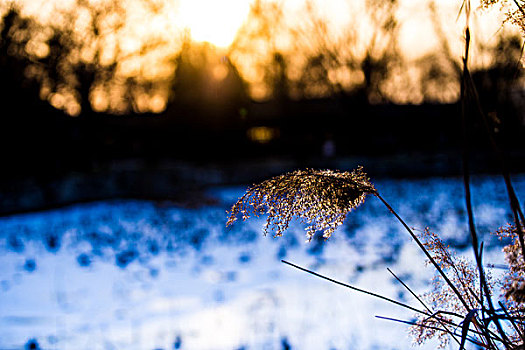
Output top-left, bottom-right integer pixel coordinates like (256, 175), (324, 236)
(176, 0), (252, 47)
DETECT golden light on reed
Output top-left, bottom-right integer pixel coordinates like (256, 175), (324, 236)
(227, 167), (376, 240)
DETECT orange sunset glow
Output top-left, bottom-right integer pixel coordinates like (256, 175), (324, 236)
(176, 0), (252, 47)
(2, 0), (518, 115)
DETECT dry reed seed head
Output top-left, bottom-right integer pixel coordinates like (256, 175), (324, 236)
(492, 224), (525, 306)
(411, 227), (487, 348)
(505, 280), (525, 303)
(409, 317), (452, 349)
(226, 167), (376, 240)
(481, 0), (525, 35)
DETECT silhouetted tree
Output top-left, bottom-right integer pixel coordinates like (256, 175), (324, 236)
(266, 52), (289, 102)
(0, 8), (65, 182)
(471, 34), (524, 142)
(0, 8), (41, 108)
(168, 41), (248, 126)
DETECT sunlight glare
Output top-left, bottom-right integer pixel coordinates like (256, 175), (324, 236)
(176, 0), (252, 47)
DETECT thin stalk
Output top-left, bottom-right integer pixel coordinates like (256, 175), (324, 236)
(464, 70), (525, 262)
(378, 193), (507, 347)
(375, 193), (470, 310)
(513, 0), (525, 18)
(461, 27), (483, 302)
(387, 268), (461, 346)
(460, 18), (512, 348)
(384, 312), (498, 341)
(375, 316), (487, 348)
(283, 260), (502, 345)
(281, 260), (426, 315)
(499, 301), (525, 343)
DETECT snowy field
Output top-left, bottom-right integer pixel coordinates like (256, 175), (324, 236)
(1, 174), (524, 350)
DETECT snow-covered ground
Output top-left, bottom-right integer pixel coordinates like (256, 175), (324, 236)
(0, 175), (524, 350)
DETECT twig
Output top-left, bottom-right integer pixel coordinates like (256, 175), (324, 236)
(460, 10), (512, 347)
(499, 301), (525, 343)
(281, 260), (426, 315)
(375, 193), (470, 310)
(375, 315), (486, 347)
(387, 268), (462, 346)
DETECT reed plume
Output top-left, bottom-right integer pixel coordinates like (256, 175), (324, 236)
(226, 166), (376, 240)
(481, 0), (525, 35)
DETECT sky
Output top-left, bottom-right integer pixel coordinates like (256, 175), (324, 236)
(173, 0), (506, 57)
(176, 0), (253, 48)
(174, 0), (506, 57)
(9, 0), (509, 58)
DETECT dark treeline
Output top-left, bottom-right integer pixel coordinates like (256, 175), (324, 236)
(0, 6), (524, 213)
